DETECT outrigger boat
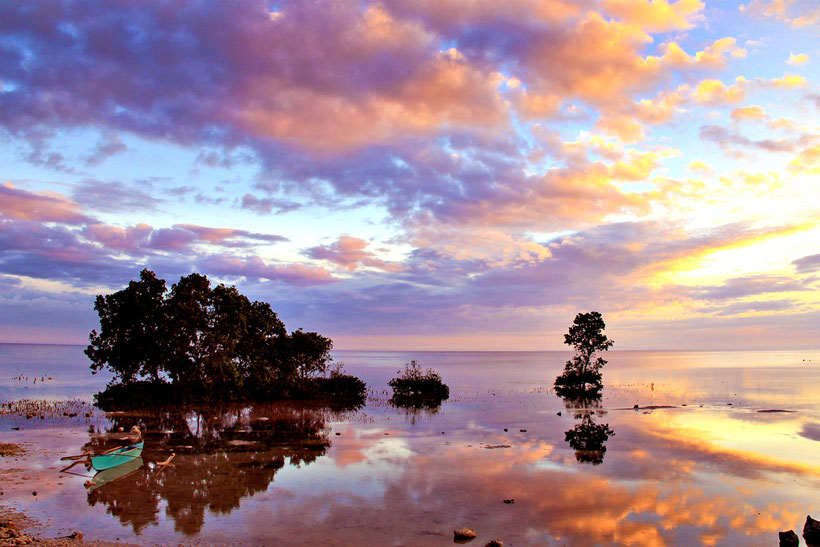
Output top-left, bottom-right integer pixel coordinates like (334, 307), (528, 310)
(60, 426), (144, 475)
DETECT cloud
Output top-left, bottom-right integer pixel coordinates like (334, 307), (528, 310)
(0, 219), (136, 285)
(699, 124), (810, 153)
(84, 132), (127, 166)
(761, 74), (807, 89)
(701, 298), (798, 316)
(730, 105), (767, 121)
(0, 182), (92, 224)
(788, 145), (820, 174)
(199, 254), (335, 285)
(306, 236), (405, 272)
(240, 194), (302, 215)
(793, 253), (820, 273)
(71, 179), (162, 213)
(798, 422), (820, 442)
(741, 0), (820, 29)
(692, 275), (810, 301)
(83, 223), (287, 253)
(602, 0), (705, 32)
(691, 77), (748, 104)
(787, 52), (810, 65)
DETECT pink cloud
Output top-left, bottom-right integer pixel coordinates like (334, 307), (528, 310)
(201, 255), (335, 286)
(0, 182), (91, 224)
(307, 236), (405, 272)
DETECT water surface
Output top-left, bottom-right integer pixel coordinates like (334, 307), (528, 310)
(1, 344), (819, 545)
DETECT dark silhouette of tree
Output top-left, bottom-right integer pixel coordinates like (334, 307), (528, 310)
(86, 269), (168, 383)
(564, 414), (614, 465)
(86, 270), (352, 403)
(388, 361), (449, 406)
(554, 311), (613, 397)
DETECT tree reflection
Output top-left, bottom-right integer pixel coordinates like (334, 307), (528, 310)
(560, 394), (614, 465)
(564, 415), (615, 465)
(81, 403), (334, 535)
(388, 398), (443, 424)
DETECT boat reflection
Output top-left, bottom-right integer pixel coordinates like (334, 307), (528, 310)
(80, 403), (337, 535)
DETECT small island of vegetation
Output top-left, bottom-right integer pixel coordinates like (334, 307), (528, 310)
(388, 360), (449, 408)
(86, 269), (366, 408)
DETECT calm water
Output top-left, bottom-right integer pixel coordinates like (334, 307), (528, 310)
(1, 344), (819, 546)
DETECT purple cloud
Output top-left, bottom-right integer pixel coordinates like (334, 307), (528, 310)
(84, 132), (127, 166)
(793, 254), (820, 273)
(240, 194), (302, 215)
(71, 179), (162, 213)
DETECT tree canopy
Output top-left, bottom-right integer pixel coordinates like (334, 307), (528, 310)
(86, 269), (340, 401)
(554, 311), (614, 396)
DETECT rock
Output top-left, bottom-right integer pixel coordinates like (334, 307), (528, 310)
(454, 527), (477, 540)
(805, 515), (820, 546)
(485, 541), (503, 547)
(556, 411), (562, 416)
(502, 498), (514, 504)
(503, 428), (508, 432)
(779, 530), (799, 546)
(0, 520), (34, 545)
(633, 404), (639, 410)
(519, 429), (527, 432)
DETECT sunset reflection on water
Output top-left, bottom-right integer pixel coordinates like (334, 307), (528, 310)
(1, 348), (819, 545)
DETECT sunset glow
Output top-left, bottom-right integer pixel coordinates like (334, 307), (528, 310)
(0, 0), (818, 349)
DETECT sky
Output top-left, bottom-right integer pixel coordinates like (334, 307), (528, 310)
(1, 0), (818, 350)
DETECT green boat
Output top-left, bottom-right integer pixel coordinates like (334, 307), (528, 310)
(90, 441), (144, 471)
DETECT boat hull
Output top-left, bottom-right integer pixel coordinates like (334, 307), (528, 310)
(91, 442), (144, 471)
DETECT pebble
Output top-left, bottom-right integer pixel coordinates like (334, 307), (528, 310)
(454, 527), (477, 540)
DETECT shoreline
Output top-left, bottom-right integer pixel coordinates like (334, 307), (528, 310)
(1, 441), (137, 547)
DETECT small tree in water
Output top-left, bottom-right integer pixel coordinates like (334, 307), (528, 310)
(554, 311), (613, 396)
(388, 361), (449, 406)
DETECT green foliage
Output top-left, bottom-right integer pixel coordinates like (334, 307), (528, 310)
(86, 269), (345, 403)
(388, 360), (449, 405)
(554, 311), (613, 396)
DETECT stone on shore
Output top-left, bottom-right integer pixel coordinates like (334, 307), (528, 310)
(454, 527), (477, 540)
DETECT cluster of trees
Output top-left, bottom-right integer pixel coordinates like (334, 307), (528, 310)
(86, 270), (361, 404)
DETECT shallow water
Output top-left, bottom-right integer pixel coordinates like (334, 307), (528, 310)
(1, 344), (819, 545)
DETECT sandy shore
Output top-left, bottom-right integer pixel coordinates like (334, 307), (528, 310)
(1, 441), (138, 547)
